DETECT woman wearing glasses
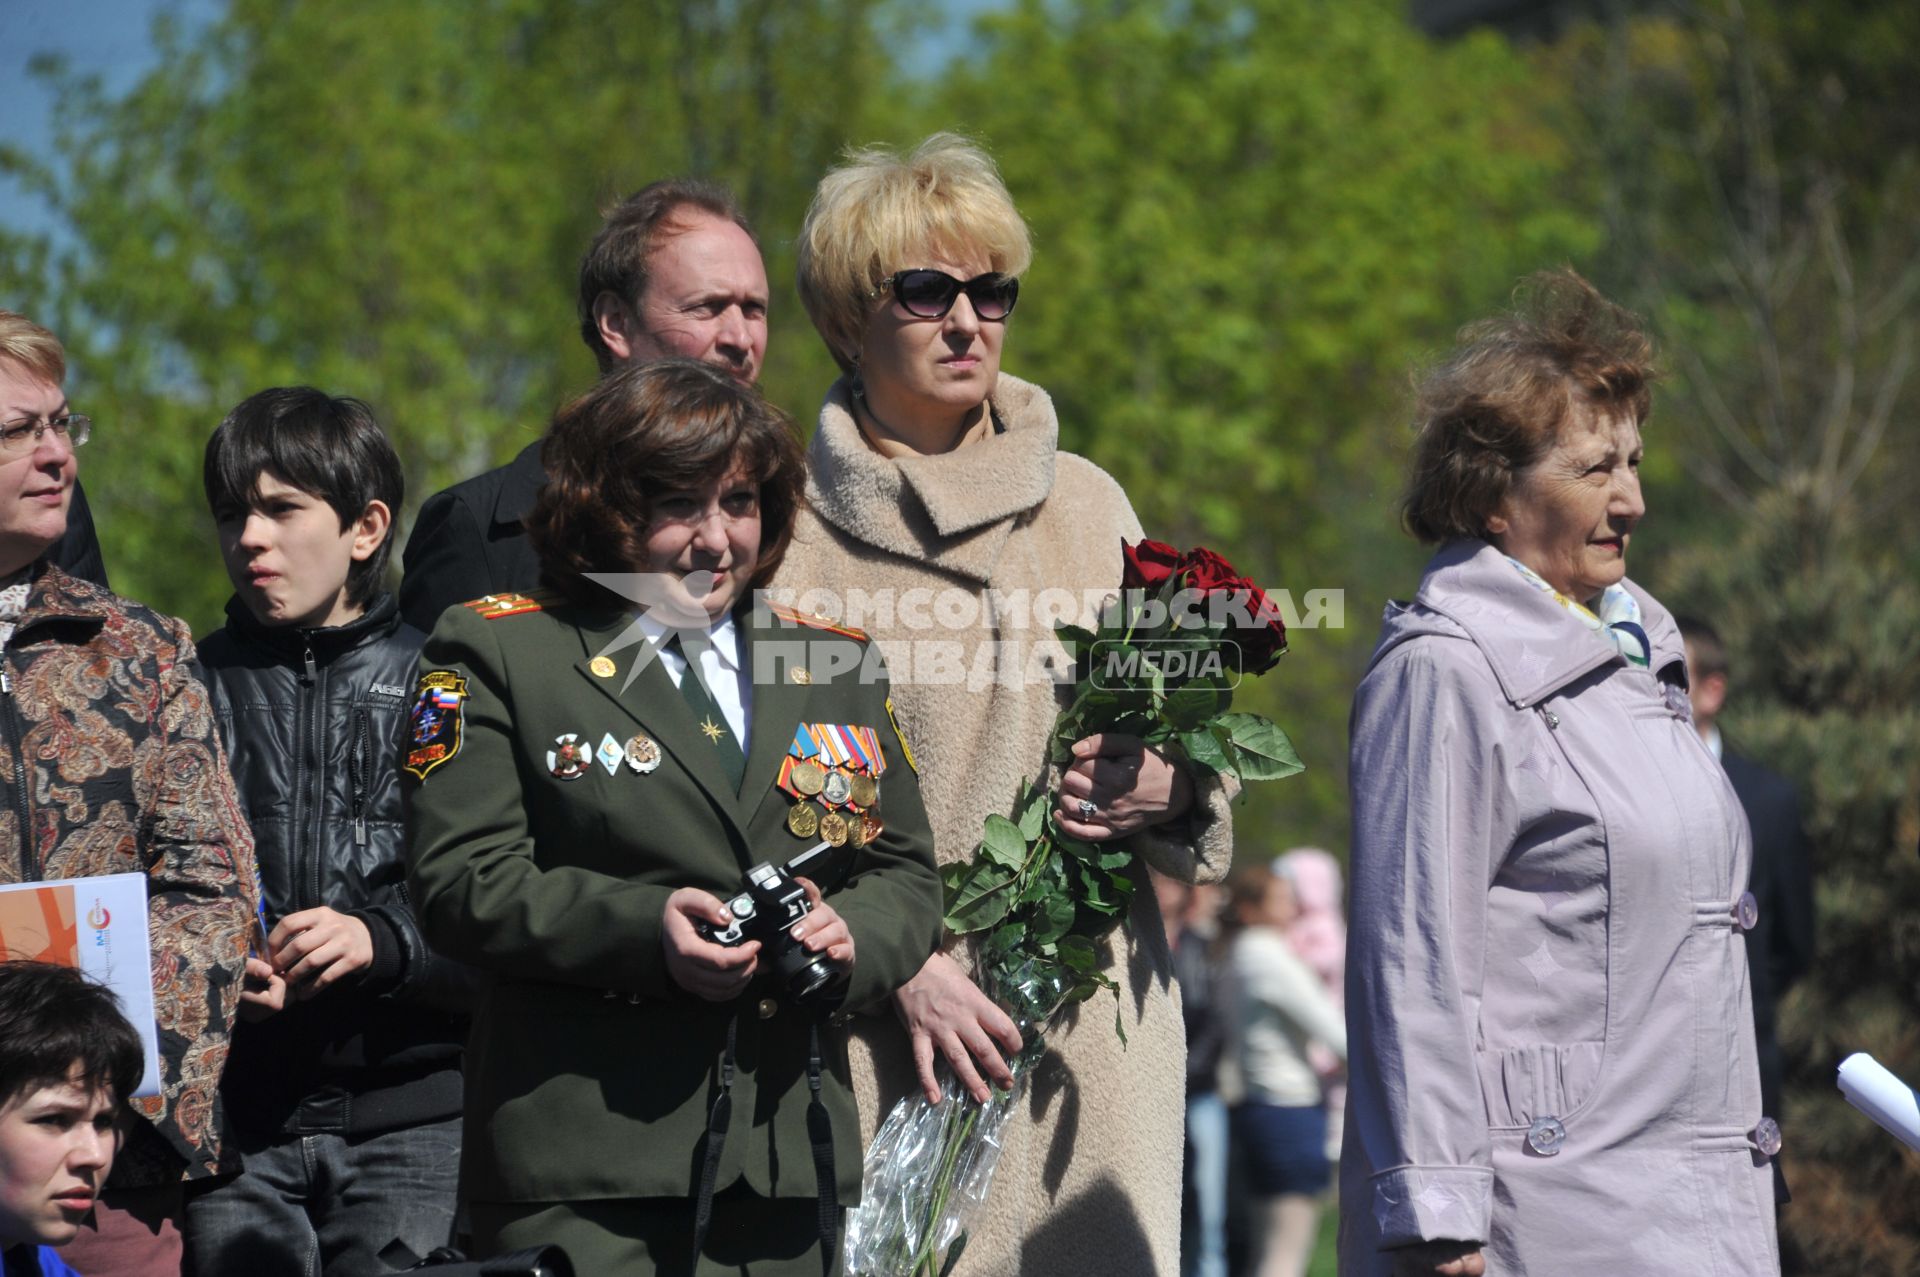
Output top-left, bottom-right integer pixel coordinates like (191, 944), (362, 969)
(778, 135), (1233, 1276)
(0, 310), (256, 1276)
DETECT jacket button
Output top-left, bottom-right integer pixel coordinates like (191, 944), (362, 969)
(757, 998), (778, 1020)
(1526, 1116), (1566, 1156)
(1752, 1117), (1782, 1156)
(1733, 891), (1759, 932)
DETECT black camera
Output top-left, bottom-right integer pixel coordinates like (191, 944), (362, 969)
(698, 841), (847, 1004)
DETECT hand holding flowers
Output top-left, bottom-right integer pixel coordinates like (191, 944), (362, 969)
(846, 539), (1302, 1277)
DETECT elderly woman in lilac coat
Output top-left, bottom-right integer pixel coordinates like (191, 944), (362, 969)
(1340, 272), (1778, 1277)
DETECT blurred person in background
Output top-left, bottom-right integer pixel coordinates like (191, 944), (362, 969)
(1344, 272), (1777, 1277)
(1226, 864), (1346, 1277)
(400, 179), (770, 633)
(1272, 849), (1347, 1163)
(1676, 614), (1813, 1214)
(1154, 872), (1230, 1277)
(0, 310), (256, 1277)
(781, 133), (1236, 1275)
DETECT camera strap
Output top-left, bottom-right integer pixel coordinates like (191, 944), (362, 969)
(691, 1017), (737, 1264)
(807, 1022), (839, 1272)
(688, 1017), (839, 1275)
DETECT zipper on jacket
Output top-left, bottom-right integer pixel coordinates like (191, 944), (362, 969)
(350, 705), (369, 847)
(1, 653), (36, 882)
(293, 638), (324, 910)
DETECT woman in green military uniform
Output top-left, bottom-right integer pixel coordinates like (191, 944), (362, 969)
(403, 358), (943, 1274)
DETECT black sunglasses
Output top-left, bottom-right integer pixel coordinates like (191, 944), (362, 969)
(882, 269), (1020, 321)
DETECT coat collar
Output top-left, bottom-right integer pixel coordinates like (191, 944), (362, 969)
(220, 592), (404, 660)
(802, 373), (1059, 584)
(493, 441), (546, 530)
(14, 560), (112, 641)
(1409, 538), (1686, 707)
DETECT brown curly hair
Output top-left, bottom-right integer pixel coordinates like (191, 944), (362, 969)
(1402, 270), (1659, 545)
(525, 359), (805, 607)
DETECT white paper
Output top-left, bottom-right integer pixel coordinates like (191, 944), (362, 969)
(1837, 1052), (1920, 1153)
(0, 874), (161, 1097)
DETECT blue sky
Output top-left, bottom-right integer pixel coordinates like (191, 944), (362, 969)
(0, 0), (995, 247)
(1, 0), (225, 239)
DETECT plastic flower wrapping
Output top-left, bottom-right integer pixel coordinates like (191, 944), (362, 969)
(844, 540), (1301, 1277)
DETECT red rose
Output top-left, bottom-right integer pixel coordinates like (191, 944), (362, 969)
(1230, 583), (1288, 675)
(1174, 547), (1241, 593)
(1121, 539), (1181, 591)
(1173, 545), (1287, 675)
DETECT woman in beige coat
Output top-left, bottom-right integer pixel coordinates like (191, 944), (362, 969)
(776, 134), (1234, 1276)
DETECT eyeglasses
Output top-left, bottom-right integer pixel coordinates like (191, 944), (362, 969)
(0, 414), (91, 458)
(879, 270), (1020, 321)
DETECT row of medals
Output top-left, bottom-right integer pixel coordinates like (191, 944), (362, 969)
(786, 757), (882, 848)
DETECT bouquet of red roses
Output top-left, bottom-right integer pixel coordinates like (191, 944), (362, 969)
(844, 539), (1300, 1277)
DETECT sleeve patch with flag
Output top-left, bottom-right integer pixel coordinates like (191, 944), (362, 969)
(405, 670), (468, 779)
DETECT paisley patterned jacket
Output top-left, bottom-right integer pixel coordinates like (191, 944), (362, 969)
(0, 562), (257, 1185)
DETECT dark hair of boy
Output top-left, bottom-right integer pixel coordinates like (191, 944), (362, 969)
(0, 962), (141, 1108)
(202, 388), (404, 607)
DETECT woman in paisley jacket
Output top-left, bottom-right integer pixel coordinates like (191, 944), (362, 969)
(0, 311), (256, 1276)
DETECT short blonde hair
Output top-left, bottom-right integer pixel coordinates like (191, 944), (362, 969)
(0, 311), (66, 387)
(797, 133), (1033, 374)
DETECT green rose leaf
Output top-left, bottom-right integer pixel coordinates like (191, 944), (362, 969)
(945, 861), (1016, 933)
(1031, 889), (1077, 945)
(1162, 677), (1230, 730)
(1219, 711), (1305, 780)
(1178, 726), (1235, 775)
(1016, 786), (1050, 841)
(980, 813), (1030, 870)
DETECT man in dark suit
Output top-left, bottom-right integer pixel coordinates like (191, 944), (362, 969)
(1680, 615), (1814, 1206)
(398, 178), (770, 632)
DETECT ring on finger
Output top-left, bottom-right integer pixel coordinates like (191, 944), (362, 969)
(1076, 798), (1099, 820)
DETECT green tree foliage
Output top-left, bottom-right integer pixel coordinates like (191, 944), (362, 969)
(919, 0), (1597, 848)
(1, 0), (892, 627)
(1532, 1), (1920, 1268)
(1664, 495), (1920, 1276)
(2, 0), (1599, 855)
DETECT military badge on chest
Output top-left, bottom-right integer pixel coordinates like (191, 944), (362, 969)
(547, 733), (592, 781)
(778, 723), (887, 847)
(404, 671), (467, 780)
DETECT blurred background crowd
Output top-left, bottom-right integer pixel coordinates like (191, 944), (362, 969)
(2, 0), (1916, 1272)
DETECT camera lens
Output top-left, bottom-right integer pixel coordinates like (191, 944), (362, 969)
(774, 940), (846, 1004)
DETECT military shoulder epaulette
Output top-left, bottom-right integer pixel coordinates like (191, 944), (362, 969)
(462, 591), (550, 620)
(766, 602), (869, 642)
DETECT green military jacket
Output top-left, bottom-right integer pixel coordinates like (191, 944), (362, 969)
(403, 592), (942, 1205)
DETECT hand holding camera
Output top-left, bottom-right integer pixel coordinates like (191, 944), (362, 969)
(665, 843), (854, 1004)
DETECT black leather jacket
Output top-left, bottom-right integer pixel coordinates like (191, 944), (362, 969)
(201, 592), (471, 1137)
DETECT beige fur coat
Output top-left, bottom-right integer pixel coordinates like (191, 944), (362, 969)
(773, 374), (1234, 1277)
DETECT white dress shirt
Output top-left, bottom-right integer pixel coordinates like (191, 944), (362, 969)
(634, 610), (752, 755)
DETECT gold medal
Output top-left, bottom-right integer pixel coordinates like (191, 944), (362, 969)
(821, 769), (853, 806)
(859, 813), (884, 844)
(848, 773), (878, 808)
(589, 655), (617, 678)
(786, 801), (820, 838)
(819, 811), (849, 847)
(848, 815), (872, 848)
(624, 734), (661, 774)
(791, 759), (827, 796)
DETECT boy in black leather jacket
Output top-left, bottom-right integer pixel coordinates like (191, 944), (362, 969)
(183, 388), (470, 1276)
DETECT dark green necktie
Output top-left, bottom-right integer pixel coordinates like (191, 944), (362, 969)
(671, 633), (745, 789)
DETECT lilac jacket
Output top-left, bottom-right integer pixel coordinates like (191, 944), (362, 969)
(1340, 540), (1778, 1275)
